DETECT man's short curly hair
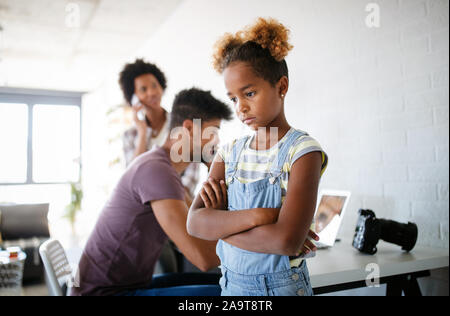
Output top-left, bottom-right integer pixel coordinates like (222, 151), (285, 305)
(118, 59), (167, 104)
(170, 88), (233, 130)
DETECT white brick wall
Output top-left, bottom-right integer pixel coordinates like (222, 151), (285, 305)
(127, 0), (449, 249)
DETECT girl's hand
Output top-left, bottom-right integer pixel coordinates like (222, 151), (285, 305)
(200, 177), (228, 210)
(297, 230), (320, 256)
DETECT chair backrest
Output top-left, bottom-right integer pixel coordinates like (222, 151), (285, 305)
(39, 239), (72, 296)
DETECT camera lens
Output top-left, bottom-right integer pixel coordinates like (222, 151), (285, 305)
(379, 220), (418, 252)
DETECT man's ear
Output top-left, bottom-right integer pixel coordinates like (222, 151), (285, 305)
(182, 119), (194, 136)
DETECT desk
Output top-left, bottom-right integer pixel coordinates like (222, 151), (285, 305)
(308, 238), (449, 296)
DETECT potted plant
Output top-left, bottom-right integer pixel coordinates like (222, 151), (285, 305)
(63, 182), (83, 236)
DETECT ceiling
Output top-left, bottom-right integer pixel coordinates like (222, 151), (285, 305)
(0, 0), (183, 92)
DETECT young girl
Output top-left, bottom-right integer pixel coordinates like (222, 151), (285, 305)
(188, 18), (328, 296)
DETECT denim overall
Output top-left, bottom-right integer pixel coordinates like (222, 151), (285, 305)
(217, 128), (313, 296)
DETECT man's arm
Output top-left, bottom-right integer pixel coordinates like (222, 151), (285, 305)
(151, 198), (220, 272)
(187, 154), (279, 241)
(223, 152), (323, 256)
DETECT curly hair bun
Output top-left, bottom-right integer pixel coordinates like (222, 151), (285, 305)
(244, 18), (293, 62)
(212, 32), (245, 73)
(212, 18), (293, 73)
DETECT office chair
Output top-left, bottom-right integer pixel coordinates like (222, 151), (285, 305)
(39, 239), (73, 296)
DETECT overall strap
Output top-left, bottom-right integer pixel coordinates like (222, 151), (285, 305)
(226, 136), (251, 183)
(268, 129), (308, 184)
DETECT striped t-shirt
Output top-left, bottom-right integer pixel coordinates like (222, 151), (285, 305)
(218, 128), (328, 203)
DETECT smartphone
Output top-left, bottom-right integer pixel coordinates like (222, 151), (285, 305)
(131, 94), (146, 121)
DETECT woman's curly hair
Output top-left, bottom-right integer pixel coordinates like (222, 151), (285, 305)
(212, 18), (293, 85)
(118, 59), (167, 104)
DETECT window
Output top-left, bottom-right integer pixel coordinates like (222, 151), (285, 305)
(33, 105), (81, 183)
(0, 103), (28, 183)
(0, 89), (82, 185)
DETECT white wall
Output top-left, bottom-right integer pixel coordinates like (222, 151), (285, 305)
(128, 0), (449, 248)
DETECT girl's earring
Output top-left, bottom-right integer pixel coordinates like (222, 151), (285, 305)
(281, 94), (285, 98)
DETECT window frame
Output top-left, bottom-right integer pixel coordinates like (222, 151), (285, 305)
(0, 87), (83, 185)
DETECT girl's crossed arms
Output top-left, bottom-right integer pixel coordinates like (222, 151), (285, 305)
(187, 153), (320, 257)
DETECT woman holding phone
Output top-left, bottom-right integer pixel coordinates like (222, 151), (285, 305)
(119, 59), (199, 205)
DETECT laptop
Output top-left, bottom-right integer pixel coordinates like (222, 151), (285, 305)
(313, 190), (351, 249)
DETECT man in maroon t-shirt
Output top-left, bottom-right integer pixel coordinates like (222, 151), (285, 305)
(72, 88), (236, 296)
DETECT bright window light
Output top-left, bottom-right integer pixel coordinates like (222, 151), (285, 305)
(0, 103), (28, 183)
(32, 104), (80, 183)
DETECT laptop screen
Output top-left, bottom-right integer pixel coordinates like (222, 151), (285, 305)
(314, 191), (351, 246)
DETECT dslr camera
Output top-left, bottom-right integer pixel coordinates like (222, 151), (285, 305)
(352, 209), (418, 255)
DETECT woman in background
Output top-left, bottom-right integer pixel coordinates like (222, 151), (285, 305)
(118, 59), (200, 275)
(119, 59), (199, 206)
